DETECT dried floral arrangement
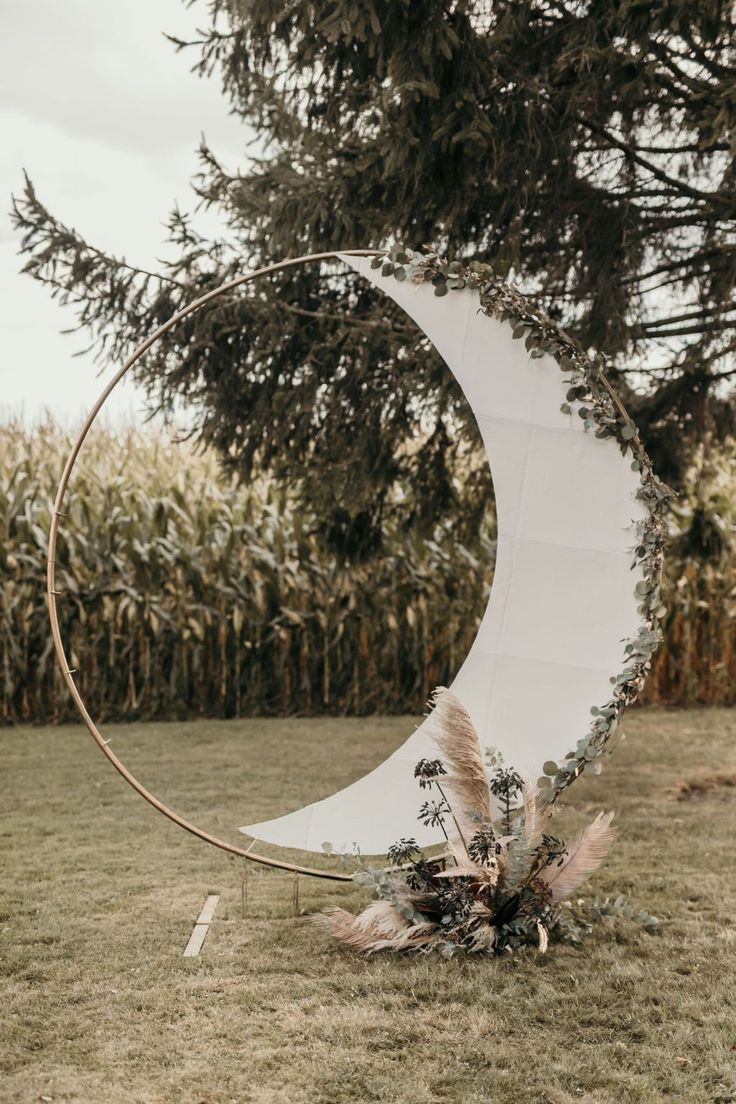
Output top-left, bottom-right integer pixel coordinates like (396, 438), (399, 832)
(315, 689), (657, 957)
(367, 247), (673, 803)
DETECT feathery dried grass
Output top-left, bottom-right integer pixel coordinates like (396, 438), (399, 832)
(315, 691), (621, 958)
(540, 811), (616, 902)
(312, 904), (443, 954)
(428, 687), (491, 836)
(521, 772), (544, 850)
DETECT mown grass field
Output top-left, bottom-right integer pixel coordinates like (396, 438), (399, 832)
(2, 708), (735, 1104)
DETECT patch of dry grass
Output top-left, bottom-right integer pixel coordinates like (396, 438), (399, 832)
(1, 708), (735, 1103)
(673, 771), (736, 801)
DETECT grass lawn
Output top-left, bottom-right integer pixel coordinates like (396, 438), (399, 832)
(2, 707), (735, 1104)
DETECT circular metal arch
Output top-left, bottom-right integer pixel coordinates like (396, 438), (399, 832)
(47, 249), (386, 882)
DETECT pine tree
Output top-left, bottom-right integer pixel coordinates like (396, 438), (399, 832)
(12, 1), (736, 555)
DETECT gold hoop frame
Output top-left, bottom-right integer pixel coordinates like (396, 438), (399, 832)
(48, 249), (386, 882)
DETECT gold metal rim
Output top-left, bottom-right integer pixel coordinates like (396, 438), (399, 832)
(47, 249), (385, 882)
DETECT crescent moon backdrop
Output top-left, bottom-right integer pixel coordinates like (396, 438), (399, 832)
(240, 254), (648, 855)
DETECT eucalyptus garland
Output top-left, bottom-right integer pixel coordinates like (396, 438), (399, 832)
(370, 247), (673, 800)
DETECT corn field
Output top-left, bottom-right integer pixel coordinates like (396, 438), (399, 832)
(1, 422), (734, 725)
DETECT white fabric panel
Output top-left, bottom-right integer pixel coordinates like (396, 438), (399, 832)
(486, 654), (615, 776)
(240, 255), (644, 854)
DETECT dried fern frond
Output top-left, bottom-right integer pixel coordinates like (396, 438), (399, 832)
(466, 923), (496, 953)
(497, 838), (534, 897)
(446, 838), (496, 882)
(492, 834), (516, 880)
(312, 902), (407, 950)
(352, 899), (411, 937)
(312, 905), (443, 954)
(372, 923), (445, 953)
(497, 774), (545, 894)
(310, 907), (387, 952)
(434, 862), (489, 880)
(429, 687), (491, 836)
(521, 773), (544, 851)
(540, 812), (616, 903)
(435, 839), (491, 881)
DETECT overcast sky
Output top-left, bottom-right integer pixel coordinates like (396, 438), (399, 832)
(0, 0), (246, 423)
